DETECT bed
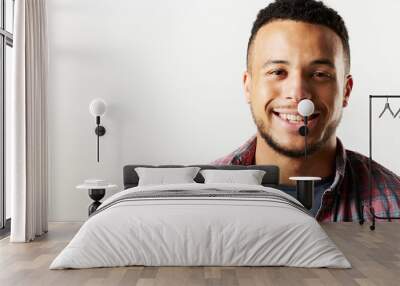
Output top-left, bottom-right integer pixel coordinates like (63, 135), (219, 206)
(49, 165), (350, 269)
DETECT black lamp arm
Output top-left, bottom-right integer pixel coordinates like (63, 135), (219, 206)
(304, 116), (308, 160)
(94, 116), (106, 162)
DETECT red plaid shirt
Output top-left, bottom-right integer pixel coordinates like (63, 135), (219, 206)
(213, 135), (400, 222)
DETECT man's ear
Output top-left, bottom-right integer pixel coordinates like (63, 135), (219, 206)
(243, 71), (252, 103)
(343, 74), (353, 108)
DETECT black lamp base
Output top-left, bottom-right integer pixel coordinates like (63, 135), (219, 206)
(296, 180), (314, 210)
(88, 189), (105, 216)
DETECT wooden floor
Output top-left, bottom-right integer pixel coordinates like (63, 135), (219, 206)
(0, 222), (399, 286)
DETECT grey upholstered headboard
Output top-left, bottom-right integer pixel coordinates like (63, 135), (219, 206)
(123, 165), (280, 189)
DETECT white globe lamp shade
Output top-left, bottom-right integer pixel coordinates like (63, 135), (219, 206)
(297, 99), (314, 117)
(89, 99), (107, 117)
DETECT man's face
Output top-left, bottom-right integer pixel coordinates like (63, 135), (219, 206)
(244, 20), (352, 158)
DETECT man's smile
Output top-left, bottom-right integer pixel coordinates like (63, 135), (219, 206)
(271, 109), (321, 133)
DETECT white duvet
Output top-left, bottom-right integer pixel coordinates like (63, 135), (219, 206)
(50, 183), (350, 269)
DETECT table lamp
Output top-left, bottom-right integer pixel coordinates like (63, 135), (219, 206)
(289, 99), (321, 210)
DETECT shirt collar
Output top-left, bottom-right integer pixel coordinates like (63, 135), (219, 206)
(232, 135), (347, 192)
(330, 137), (347, 193)
(231, 135), (257, 165)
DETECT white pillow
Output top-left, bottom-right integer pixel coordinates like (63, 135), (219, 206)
(135, 167), (201, 186)
(200, 169), (266, 185)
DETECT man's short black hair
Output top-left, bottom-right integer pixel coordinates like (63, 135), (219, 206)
(247, 0), (350, 73)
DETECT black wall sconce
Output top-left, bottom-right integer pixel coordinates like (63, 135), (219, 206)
(291, 99), (321, 211)
(89, 99), (107, 162)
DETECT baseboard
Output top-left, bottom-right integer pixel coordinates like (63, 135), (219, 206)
(48, 220), (86, 223)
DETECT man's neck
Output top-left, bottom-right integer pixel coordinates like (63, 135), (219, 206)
(254, 133), (337, 186)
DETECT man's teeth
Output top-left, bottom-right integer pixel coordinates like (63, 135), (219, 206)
(278, 113), (303, 122)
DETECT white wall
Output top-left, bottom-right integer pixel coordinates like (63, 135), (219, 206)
(47, 0), (400, 221)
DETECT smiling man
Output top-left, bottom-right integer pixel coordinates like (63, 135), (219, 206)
(213, 0), (400, 222)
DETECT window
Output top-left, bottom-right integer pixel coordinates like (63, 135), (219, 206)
(0, 0), (14, 235)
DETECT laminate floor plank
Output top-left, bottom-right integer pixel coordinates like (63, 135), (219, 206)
(0, 222), (399, 286)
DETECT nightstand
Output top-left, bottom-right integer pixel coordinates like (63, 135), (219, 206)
(76, 182), (117, 216)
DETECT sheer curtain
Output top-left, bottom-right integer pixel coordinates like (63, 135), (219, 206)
(9, 0), (48, 242)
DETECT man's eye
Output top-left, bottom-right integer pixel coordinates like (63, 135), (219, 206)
(313, 71), (332, 79)
(268, 69), (287, 77)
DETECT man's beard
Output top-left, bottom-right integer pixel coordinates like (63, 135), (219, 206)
(251, 107), (341, 158)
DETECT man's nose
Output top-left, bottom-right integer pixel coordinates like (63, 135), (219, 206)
(285, 73), (311, 103)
